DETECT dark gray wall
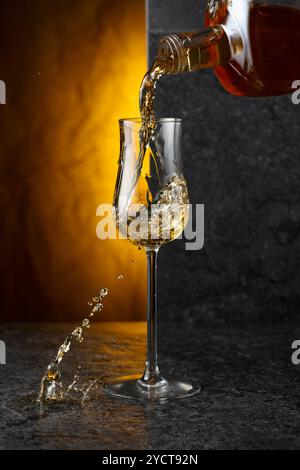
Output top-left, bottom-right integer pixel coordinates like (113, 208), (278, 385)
(148, 0), (300, 324)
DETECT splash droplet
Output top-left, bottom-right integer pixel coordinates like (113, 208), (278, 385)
(92, 303), (103, 313)
(92, 296), (99, 303)
(47, 363), (61, 381)
(100, 288), (108, 298)
(82, 318), (90, 328)
(117, 274), (124, 280)
(57, 341), (71, 361)
(72, 327), (83, 342)
(38, 288), (108, 403)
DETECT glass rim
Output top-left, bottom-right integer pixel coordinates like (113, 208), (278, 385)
(119, 117), (182, 124)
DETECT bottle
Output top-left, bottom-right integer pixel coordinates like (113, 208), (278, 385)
(156, 0), (300, 96)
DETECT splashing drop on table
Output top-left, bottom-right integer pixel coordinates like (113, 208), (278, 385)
(37, 288), (108, 403)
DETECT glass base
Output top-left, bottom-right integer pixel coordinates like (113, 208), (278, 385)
(103, 374), (201, 402)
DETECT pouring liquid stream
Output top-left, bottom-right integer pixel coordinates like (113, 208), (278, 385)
(128, 61), (166, 198)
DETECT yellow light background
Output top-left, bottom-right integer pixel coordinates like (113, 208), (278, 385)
(0, 0), (147, 321)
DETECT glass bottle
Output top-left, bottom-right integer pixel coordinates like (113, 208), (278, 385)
(157, 0), (300, 96)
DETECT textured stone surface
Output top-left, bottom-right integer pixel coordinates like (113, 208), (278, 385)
(148, 0), (300, 324)
(147, 0), (204, 32)
(1, 322), (300, 450)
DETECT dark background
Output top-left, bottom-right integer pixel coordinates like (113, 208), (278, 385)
(150, 0), (300, 324)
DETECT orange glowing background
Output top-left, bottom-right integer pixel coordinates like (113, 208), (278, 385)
(0, 0), (147, 321)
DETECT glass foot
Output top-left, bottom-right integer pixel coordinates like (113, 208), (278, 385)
(103, 374), (201, 402)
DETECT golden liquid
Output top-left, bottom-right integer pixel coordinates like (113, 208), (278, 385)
(207, 3), (300, 96)
(128, 62), (165, 196)
(118, 174), (189, 248)
(37, 288), (108, 403)
(116, 57), (188, 250)
(147, 3), (300, 98)
(117, 47), (189, 251)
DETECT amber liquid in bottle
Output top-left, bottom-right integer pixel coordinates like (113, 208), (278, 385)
(157, 2), (300, 97)
(210, 3), (300, 96)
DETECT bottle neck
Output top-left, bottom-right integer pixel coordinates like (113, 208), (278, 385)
(157, 25), (231, 74)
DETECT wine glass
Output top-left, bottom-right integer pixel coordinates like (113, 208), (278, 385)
(103, 117), (200, 401)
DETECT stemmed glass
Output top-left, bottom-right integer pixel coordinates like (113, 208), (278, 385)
(103, 117), (200, 401)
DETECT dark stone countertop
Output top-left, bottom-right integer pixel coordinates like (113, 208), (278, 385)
(0, 322), (300, 450)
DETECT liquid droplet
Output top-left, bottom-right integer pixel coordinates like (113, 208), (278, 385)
(92, 303), (103, 313)
(82, 318), (90, 328)
(100, 288), (108, 298)
(56, 341), (71, 362)
(47, 363), (61, 381)
(72, 327), (83, 342)
(117, 274), (124, 280)
(38, 288), (108, 403)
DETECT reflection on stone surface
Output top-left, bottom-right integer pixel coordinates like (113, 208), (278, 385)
(1, 322), (300, 449)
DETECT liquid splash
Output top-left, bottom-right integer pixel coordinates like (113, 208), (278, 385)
(37, 288), (108, 404)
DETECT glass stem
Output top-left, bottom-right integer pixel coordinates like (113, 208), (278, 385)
(141, 248), (164, 386)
